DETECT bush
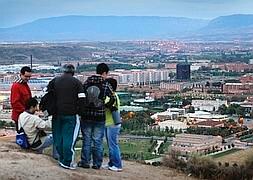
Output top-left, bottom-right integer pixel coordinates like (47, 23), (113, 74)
(163, 151), (187, 171)
(163, 151), (253, 180)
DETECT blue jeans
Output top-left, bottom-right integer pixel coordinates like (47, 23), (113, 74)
(35, 134), (59, 159)
(105, 124), (122, 169)
(80, 121), (105, 168)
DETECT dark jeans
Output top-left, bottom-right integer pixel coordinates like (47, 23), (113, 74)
(80, 121), (105, 168)
(15, 120), (18, 132)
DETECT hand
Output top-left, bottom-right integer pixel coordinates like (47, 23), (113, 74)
(35, 111), (45, 117)
(111, 106), (118, 112)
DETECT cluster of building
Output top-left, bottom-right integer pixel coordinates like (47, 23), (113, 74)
(110, 69), (172, 85)
(211, 63), (253, 72)
(171, 133), (223, 155)
(150, 106), (229, 132)
(160, 74), (253, 95)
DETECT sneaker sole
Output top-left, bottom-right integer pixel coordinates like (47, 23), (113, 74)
(59, 162), (76, 170)
(108, 167), (123, 172)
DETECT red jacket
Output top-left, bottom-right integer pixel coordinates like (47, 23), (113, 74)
(10, 82), (32, 122)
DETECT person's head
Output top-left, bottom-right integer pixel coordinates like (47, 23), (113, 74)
(107, 78), (117, 91)
(63, 64), (75, 76)
(25, 97), (39, 114)
(20, 66), (32, 83)
(96, 63), (109, 79)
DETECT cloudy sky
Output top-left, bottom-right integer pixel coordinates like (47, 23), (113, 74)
(1, 0), (253, 28)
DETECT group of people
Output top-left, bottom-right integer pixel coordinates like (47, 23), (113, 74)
(10, 63), (123, 171)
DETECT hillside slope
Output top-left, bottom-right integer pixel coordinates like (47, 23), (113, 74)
(1, 14), (253, 41)
(0, 16), (208, 41)
(0, 136), (194, 180)
(186, 14), (253, 41)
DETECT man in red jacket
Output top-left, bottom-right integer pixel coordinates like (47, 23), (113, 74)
(10, 66), (32, 131)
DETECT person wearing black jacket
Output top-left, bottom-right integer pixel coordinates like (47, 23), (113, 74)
(78, 63), (115, 169)
(49, 64), (85, 170)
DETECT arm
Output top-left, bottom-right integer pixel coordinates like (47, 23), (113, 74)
(11, 84), (25, 113)
(104, 82), (116, 109)
(47, 78), (56, 92)
(34, 115), (52, 130)
(77, 80), (86, 115)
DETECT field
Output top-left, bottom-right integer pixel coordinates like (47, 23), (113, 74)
(75, 139), (171, 161)
(213, 147), (253, 164)
(210, 149), (241, 159)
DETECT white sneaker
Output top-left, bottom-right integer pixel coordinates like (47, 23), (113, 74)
(59, 161), (77, 170)
(108, 166), (122, 172)
(102, 164), (109, 169)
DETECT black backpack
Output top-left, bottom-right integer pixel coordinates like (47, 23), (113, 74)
(85, 84), (104, 108)
(39, 80), (57, 115)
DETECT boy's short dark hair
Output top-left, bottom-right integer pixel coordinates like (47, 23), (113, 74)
(107, 78), (117, 91)
(96, 63), (109, 75)
(25, 97), (38, 110)
(20, 66), (32, 75)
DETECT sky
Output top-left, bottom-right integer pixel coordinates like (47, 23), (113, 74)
(1, 0), (253, 28)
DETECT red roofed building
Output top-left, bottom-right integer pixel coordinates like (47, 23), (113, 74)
(195, 120), (224, 128)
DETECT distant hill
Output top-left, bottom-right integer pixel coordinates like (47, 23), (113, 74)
(185, 14), (253, 41)
(206, 14), (253, 29)
(0, 16), (208, 41)
(0, 14), (253, 42)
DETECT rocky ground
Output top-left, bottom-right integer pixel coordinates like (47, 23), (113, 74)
(0, 136), (195, 180)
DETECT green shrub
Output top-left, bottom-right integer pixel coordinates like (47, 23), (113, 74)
(163, 151), (253, 180)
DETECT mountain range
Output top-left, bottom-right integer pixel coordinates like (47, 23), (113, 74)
(0, 14), (253, 42)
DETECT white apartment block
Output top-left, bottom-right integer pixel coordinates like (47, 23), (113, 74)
(151, 108), (186, 121)
(160, 82), (192, 92)
(185, 111), (228, 122)
(191, 99), (227, 112)
(158, 120), (188, 130)
(111, 69), (171, 85)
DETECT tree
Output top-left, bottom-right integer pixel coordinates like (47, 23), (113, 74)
(188, 106), (195, 113)
(165, 126), (169, 133)
(228, 119), (235, 123)
(169, 127), (175, 133)
(179, 128), (183, 133)
(174, 129), (178, 134)
(150, 136), (154, 144)
(164, 136), (168, 143)
(218, 104), (227, 115)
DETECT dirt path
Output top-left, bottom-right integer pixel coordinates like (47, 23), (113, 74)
(0, 136), (194, 180)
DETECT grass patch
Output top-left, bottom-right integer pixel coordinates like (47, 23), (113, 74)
(75, 139), (171, 161)
(45, 139), (172, 161)
(210, 149), (241, 159)
(241, 137), (253, 142)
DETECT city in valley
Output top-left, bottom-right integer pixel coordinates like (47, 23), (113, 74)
(0, 40), (253, 178)
(2, 0), (253, 178)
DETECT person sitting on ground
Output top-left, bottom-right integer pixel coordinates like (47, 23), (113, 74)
(18, 97), (57, 158)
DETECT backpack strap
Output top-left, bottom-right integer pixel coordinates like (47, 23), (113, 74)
(30, 131), (40, 147)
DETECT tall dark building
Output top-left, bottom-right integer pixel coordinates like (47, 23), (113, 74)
(176, 63), (191, 80)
